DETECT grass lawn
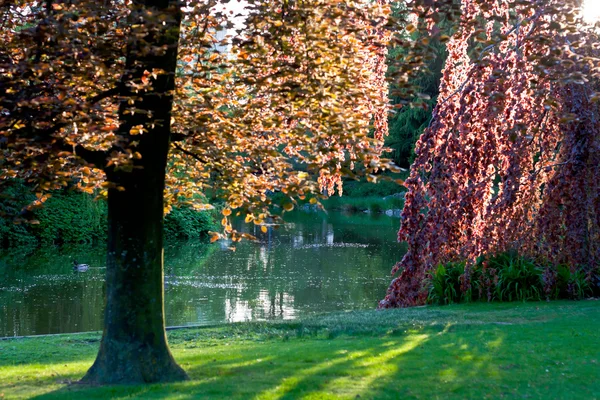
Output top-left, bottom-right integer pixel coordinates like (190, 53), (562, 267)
(1, 301), (599, 399)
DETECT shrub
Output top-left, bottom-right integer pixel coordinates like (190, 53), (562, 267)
(427, 261), (466, 305)
(427, 251), (595, 305)
(0, 181), (38, 246)
(32, 190), (108, 245)
(164, 206), (217, 239)
(487, 252), (542, 302)
(0, 181), (217, 247)
(341, 178), (407, 198)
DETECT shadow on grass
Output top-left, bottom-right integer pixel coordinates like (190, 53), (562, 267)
(28, 325), (499, 400)
(4, 302), (598, 399)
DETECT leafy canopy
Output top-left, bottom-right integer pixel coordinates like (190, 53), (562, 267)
(0, 0), (442, 240)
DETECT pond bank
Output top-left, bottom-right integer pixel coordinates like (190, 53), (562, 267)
(2, 301), (599, 399)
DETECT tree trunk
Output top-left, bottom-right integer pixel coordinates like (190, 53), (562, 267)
(81, 0), (187, 384)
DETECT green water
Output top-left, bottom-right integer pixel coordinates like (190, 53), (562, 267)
(0, 211), (405, 337)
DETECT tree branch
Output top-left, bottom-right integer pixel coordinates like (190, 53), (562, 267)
(87, 86), (121, 104)
(172, 142), (209, 164)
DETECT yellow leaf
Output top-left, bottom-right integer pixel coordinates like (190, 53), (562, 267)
(283, 203), (294, 212)
(129, 125), (144, 135)
(223, 208), (232, 216)
(245, 214), (254, 223)
(261, 225), (268, 233)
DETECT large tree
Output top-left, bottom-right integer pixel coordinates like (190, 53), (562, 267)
(0, 0), (438, 384)
(380, 0), (600, 307)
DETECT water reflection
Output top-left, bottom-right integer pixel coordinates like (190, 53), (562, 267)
(0, 211), (405, 337)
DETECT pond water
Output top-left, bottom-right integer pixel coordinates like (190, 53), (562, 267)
(0, 211), (405, 338)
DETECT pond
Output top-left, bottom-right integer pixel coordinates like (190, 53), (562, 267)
(0, 211), (405, 338)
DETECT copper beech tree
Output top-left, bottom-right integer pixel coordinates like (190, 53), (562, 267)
(381, 0), (600, 307)
(0, 0), (439, 384)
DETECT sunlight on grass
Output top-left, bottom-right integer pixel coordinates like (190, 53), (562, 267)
(1, 302), (599, 399)
(322, 334), (429, 398)
(257, 351), (355, 399)
(0, 359), (93, 398)
(487, 336), (503, 350)
(439, 368), (458, 383)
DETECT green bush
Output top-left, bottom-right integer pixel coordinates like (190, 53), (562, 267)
(0, 181), (217, 247)
(427, 251), (595, 305)
(322, 196), (404, 214)
(487, 252), (542, 302)
(0, 181), (38, 246)
(32, 191), (108, 245)
(342, 178), (407, 198)
(164, 206), (217, 239)
(427, 261), (466, 305)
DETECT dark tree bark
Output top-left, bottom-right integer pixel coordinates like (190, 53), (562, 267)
(81, 0), (188, 385)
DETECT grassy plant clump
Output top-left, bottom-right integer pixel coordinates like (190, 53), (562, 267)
(488, 252), (542, 302)
(428, 261), (466, 305)
(428, 251), (599, 305)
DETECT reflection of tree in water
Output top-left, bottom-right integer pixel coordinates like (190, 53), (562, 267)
(162, 212), (406, 326)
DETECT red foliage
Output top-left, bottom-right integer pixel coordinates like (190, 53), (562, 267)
(381, 0), (600, 307)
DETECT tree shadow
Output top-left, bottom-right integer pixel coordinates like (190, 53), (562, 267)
(11, 307), (600, 399)
(28, 325), (473, 399)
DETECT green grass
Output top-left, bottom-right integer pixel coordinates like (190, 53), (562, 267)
(1, 301), (599, 399)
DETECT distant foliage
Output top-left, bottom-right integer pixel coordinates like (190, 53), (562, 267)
(164, 206), (218, 240)
(342, 179), (406, 198)
(382, 0), (600, 307)
(32, 191), (107, 245)
(386, 18), (447, 169)
(0, 182), (37, 246)
(0, 182), (215, 247)
(386, 103), (434, 168)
